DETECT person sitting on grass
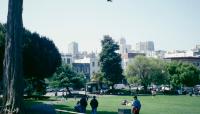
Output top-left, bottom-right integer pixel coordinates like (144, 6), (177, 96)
(132, 96), (141, 114)
(80, 95), (88, 113)
(74, 101), (81, 112)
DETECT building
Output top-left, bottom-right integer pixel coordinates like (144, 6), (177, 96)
(119, 38), (132, 54)
(68, 42), (79, 58)
(164, 50), (200, 58)
(135, 41), (154, 52)
(164, 57), (200, 69)
(61, 53), (73, 65)
(73, 55), (100, 79)
(121, 52), (145, 69)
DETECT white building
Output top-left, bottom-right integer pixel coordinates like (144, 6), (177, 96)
(135, 41), (154, 52)
(73, 55), (100, 79)
(164, 50), (198, 58)
(61, 53), (73, 66)
(68, 42), (79, 58)
(119, 38), (132, 54)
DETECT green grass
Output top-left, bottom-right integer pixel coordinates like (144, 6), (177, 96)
(25, 95), (200, 114)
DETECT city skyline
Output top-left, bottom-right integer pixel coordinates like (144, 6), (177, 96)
(0, 0), (200, 53)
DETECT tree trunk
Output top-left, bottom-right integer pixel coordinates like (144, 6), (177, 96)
(3, 0), (24, 114)
(66, 86), (72, 95)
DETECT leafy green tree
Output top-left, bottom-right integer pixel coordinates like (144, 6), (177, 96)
(49, 65), (85, 95)
(91, 71), (107, 89)
(99, 35), (123, 87)
(150, 58), (169, 85)
(166, 61), (200, 88)
(125, 56), (168, 92)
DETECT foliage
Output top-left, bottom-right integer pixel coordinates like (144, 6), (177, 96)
(23, 30), (61, 79)
(49, 64), (85, 90)
(0, 24), (61, 79)
(166, 61), (200, 88)
(125, 56), (168, 91)
(91, 71), (107, 88)
(0, 23), (5, 78)
(99, 35), (123, 86)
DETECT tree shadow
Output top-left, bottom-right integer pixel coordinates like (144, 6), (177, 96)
(53, 103), (117, 114)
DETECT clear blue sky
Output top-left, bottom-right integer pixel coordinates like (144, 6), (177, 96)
(0, 0), (200, 53)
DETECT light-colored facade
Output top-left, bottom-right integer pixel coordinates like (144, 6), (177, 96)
(121, 52), (145, 69)
(119, 38), (132, 54)
(73, 55), (100, 79)
(135, 41), (154, 52)
(164, 50), (200, 58)
(68, 42), (79, 58)
(61, 53), (73, 66)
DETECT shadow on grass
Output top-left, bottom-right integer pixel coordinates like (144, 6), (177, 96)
(53, 103), (117, 114)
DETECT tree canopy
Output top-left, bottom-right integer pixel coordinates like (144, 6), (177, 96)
(99, 35), (123, 86)
(166, 61), (200, 88)
(125, 55), (168, 91)
(49, 64), (85, 94)
(0, 23), (61, 79)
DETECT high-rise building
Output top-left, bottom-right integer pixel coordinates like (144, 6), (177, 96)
(119, 38), (127, 54)
(135, 41), (154, 52)
(119, 38), (132, 54)
(68, 42), (79, 58)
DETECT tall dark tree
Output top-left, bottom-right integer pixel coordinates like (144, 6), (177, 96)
(0, 26), (61, 79)
(0, 24), (5, 78)
(23, 30), (61, 79)
(0, 25), (61, 95)
(3, 0), (24, 113)
(99, 35), (123, 87)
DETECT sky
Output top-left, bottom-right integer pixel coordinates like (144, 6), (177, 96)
(0, 0), (200, 53)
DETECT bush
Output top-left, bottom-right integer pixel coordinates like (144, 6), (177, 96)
(105, 89), (131, 95)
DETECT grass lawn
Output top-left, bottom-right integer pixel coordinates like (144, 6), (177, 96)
(25, 95), (200, 114)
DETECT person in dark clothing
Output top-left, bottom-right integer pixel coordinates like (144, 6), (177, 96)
(132, 96), (141, 114)
(90, 96), (98, 114)
(74, 101), (81, 112)
(80, 95), (88, 113)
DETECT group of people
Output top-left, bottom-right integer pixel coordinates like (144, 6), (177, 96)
(74, 95), (98, 114)
(74, 95), (141, 114)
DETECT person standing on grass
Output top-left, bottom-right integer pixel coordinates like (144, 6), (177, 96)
(90, 96), (98, 114)
(132, 96), (141, 114)
(80, 95), (88, 113)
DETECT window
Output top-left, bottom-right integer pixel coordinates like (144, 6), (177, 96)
(67, 58), (71, 64)
(92, 62), (95, 67)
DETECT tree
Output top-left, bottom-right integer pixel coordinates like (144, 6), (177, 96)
(91, 71), (107, 89)
(150, 58), (169, 85)
(0, 23), (5, 78)
(166, 61), (200, 88)
(0, 24), (61, 95)
(99, 35), (123, 87)
(49, 65), (85, 95)
(23, 30), (61, 79)
(3, 0), (24, 113)
(125, 56), (168, 92)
